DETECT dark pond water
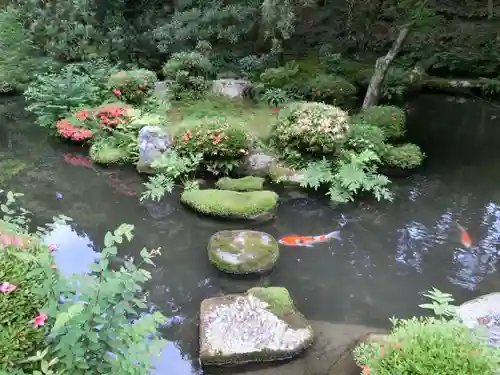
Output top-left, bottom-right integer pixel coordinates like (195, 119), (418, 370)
(1, 94), (500, 374)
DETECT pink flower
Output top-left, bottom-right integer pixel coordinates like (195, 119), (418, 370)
(50, 265), (57, 269)
(112, 88), (121, 96)
(0, 282), (17, 293)
(48, 244), (57, 251)
(34, 312), (48, 328)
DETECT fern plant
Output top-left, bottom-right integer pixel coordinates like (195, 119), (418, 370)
(140, 150), (202, 201)
(300, 150), (393, 203)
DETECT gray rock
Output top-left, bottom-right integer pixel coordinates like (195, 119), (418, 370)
(239, 152), (277, 177)
(199, 287), (314, 366)
(268, 164), (305, 186)
(212, 79), (251, 99)
(208, 230), (279, 275)
(457, 292), (500, 348)
(137, 126), (172, 174)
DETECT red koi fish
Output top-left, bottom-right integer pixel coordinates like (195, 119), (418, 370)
(278, 230), (342, 247)
(456, 222), (472, 248)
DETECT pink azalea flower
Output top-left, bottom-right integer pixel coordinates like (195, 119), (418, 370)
(0, 282), (17, 293)
(112, 88), (121, 96)
(34, 312), (48, 328)
(50, 265), (57, 269)
(48, 244), (57, 251)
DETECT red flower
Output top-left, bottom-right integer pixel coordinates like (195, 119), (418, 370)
(271, 109), (280, 113)
(112, 88), (121, 96)
(183, 132), (189, 141)
(74, 109), (88, 120)
(212, 136), (221, 145)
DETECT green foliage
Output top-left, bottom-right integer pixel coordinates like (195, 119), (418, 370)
(259, 61), (300, 89)
(354, 288), (500, 375)
(0, 6), (43, 93)
(302, 74), (357, 106)
(107, 70), (158, 104)
(344, 121), (387, 154)
(173, 117), (250, 175)
(270, 101), (350, 163)
(140, 150), (203, 201)
(23, 60), (118, 129)
(259, 88), (290, 107)
(382, 143), (425, 169)
(300, 151), (393, 203)
(352, 105), (406, 140)
(162, 51), (214, 99)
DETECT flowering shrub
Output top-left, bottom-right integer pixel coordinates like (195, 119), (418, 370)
(92, 103), (133, 130)
(107, 69), (157, 104)
(270, 101), (350, 162)
(55, 117), (93, 143)
(303, 74), (357, 106)
(162, 51), (214, 99)
(173, 118), (249, 174)
(351, 105), (406, 140)
(0, 234), (51, 369)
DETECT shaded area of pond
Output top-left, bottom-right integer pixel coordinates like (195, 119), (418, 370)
(1, 94), (500, 374)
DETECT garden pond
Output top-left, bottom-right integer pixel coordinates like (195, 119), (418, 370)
(1, 93), (500, 374)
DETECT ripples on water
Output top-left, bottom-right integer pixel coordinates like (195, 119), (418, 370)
(2, 94), (500, 374)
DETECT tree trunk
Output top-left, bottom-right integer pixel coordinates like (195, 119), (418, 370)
(487, 0), (494, 18)
(362, 26), (411, 109)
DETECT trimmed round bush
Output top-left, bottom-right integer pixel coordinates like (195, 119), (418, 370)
(107, 69), (157, 104)
(270, 101), (350, 160)
(0, 245), (49, 368)
(345, 121), (387, 153)
(382, 143), (425, 169)
(352, 105), (405, 140)
(303, 74), (357, 106)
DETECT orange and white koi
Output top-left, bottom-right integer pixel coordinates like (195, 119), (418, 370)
(278, 230), (342, 247)
(456, 221), (472, 249)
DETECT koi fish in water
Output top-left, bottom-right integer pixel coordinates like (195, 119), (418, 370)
(278, 230), (342, 247)
(456, 221), (472, 248)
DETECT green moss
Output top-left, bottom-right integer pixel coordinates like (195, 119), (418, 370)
(352, 105), (406, 140)
(89, 142), (129, 165)
(248, 287), (294, 316)
(0, 159), (27, 184)
(180, 189), (278, 218)
(268, 164), (304, 185)
(215, 176), (265, 191)
(207, 230), (279, 274)
(382, 143), (426, 169)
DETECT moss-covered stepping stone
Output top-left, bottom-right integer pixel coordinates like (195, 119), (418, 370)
(208, 230), (279, 275)
(215, 176), (265, 191)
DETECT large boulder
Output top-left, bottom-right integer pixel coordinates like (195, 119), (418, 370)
(199, 287), (314, 366)
(457, 292), (500, 348)
(215, 176), (265, 192)
(238, 151), (277, 178)
(136, 125), (172, 174)
(208, 230), (279, 275)
(180, 189), (278, 220)
(268, 164), (305, 186)
(212, 79), (251, 99)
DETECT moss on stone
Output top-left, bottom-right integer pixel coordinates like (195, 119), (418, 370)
(180, 189), (278, 219)
(215, 176), (265, 191)
(208, 230), (279, 274)
(248, 287), (295, 316)
(89, 142), (129, 165)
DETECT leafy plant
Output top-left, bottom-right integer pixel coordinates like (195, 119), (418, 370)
(259, 88), (289, 107)
(354, 288), (500, 375)
(162, 51), (214, 100)
(351, 105), (406, 140)
(302, 74), (357, 106)
(259, 61), (300, 89)
(382, 143), (426, 170)
(23, 59), (118, 129)
(107, 69), (158, 104)
(344, 121), (387, 154)
(300, 151), (393, 203)
(140, 150), (202, 201)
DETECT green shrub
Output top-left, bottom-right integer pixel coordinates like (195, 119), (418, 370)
(173, 117), (249, 174)
(0, 245), (50, 369)
(270, 101), (350, 162)
(352, 105), (406, 140)
(258, 61), (300, 90)
(302, 74), (357, 106)
(162, 51), (213, 99)
(0, 6), (42, 93)
(382, 143), (425, 169)
(24, 59), (118, 129)
(107, 69), (157, 104)
(344, 121), (387, 154)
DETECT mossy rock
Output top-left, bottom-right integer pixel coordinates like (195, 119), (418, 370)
(199, 287), (314, 366)
(268, 164), (304, 186)
(180, 189), (278, 220)
(351, 105), (405, 140)
(89, 142), (129, 165)
(215, 176), (265, 192)
(208, 230), (279, 275)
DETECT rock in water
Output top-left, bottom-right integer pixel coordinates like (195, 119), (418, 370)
(180, 189), (278, 220)
(137, 126), (172, 174)
(215, 176), (265, 192)
(457, 292), (500, 348)
(199, 287), (314, 366)
(208, 230), (279, 275)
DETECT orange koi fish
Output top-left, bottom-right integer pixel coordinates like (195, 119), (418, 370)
(456, 222), (472, 248)
(278, 230), (342, 247)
